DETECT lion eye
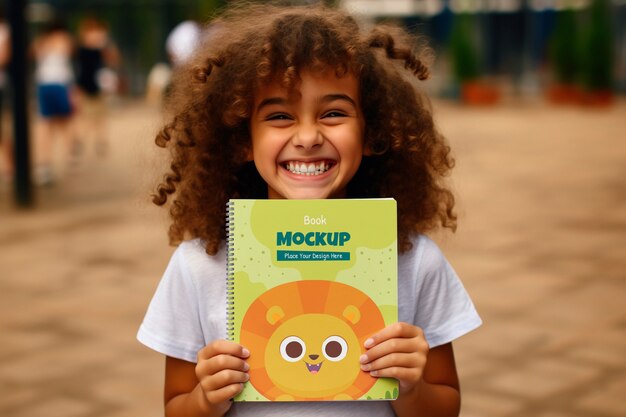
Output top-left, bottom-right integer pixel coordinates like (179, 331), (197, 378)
(322, 336), (348, 361)
(280, 336), (306, 362)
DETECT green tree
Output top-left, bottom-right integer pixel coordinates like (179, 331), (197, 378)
(449, 13), (480, 83)
(581, 0), (613, 90)
(549, 7), (580, 85)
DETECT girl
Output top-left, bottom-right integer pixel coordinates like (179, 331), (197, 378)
(138, 3), (481, 417)
(32, 19), (78, 185)
(75, 16), (120, 156)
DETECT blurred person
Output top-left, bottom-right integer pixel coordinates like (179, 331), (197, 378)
(165, 19), (201, 67)
(32, 19), (77, 186)
(75, 16), (120, 157)
(148, 20), (224, 106)
(145, 62), (172, 106)
(147, 19), (202, 106)
(0, 10), (12, 183)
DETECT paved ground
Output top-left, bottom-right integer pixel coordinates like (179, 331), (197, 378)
(1, 98), (624, 417)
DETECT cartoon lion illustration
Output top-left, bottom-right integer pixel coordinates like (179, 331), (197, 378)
(239, 280), (385, 401)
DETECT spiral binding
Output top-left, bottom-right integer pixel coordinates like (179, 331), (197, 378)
(226, 200), (235, 341)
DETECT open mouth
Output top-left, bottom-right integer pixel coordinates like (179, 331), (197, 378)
(305, 362), (323, 374)
(283, 161), (335, 176)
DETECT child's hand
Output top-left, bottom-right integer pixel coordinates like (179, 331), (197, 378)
(195, 340), (250, 413)
(359, 322), (429, 395)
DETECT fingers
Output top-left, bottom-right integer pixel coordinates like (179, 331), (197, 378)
(196, 352), (250, 377)
(196, 340), (251, 404)
(363, 323), (427, 359)
(360, 351), (427, 378)
(204, 383), (245, 405)
(360, 322), (429, 384)
(198, 368), (250, 404)
(198, 340), (250, 361)
(364, 322), (421, 349)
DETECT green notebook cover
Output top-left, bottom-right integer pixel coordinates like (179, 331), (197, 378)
(226, 199), (398, 402)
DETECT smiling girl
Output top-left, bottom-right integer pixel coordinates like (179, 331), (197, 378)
(138, 3), (481, 417)
(251, 70), (364, 200)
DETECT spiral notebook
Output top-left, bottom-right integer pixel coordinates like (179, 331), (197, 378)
(226, 198), (399, 402)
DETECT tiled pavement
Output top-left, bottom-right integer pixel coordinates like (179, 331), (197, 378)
(1, 98), (624, 417)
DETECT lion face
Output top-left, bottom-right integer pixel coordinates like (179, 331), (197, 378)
(265, 313), (361, 398)
(239, 280), (384, 400)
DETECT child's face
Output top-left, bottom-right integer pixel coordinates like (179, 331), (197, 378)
(250, 70), (365, 200)
(82, 27), (107, 48)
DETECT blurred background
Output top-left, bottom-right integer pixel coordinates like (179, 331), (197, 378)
(4, 0), (626, 100)
(1, 1), (624, 417)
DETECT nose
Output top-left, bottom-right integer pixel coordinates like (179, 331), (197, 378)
(292, 121), (323, 150)
(308, 354), (319, 360)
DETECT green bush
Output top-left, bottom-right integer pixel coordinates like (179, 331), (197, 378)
(581, 0), (614, 90)
(449, 13), (480, 83)
(549, 8), (581, 85)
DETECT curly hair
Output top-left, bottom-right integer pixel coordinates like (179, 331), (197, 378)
(153, 2), (456, 255)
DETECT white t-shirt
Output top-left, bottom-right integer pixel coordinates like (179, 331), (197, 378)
(137, 235), (481, 417)
(35, 51), (74, 84)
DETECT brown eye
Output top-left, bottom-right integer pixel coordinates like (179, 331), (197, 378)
(286, 341), (303, 358)
(325, 341), (342, 357)
(280, 336), (306, 362)
(322, 336), (348, 361)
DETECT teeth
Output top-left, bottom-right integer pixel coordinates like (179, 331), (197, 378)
(285, 161), (332, 176)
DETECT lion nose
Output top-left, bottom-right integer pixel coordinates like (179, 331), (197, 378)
(309, 354), (319, 360)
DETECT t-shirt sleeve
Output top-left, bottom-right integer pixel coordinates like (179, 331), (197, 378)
(413, 237), (482, 348)
(137, 245), (205, 363)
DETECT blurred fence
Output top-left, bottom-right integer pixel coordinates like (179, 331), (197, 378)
(6, 0), (626, 97)
(344, 0), (625, 101)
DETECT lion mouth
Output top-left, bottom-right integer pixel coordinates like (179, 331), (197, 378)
(305, 362), (322, 374)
